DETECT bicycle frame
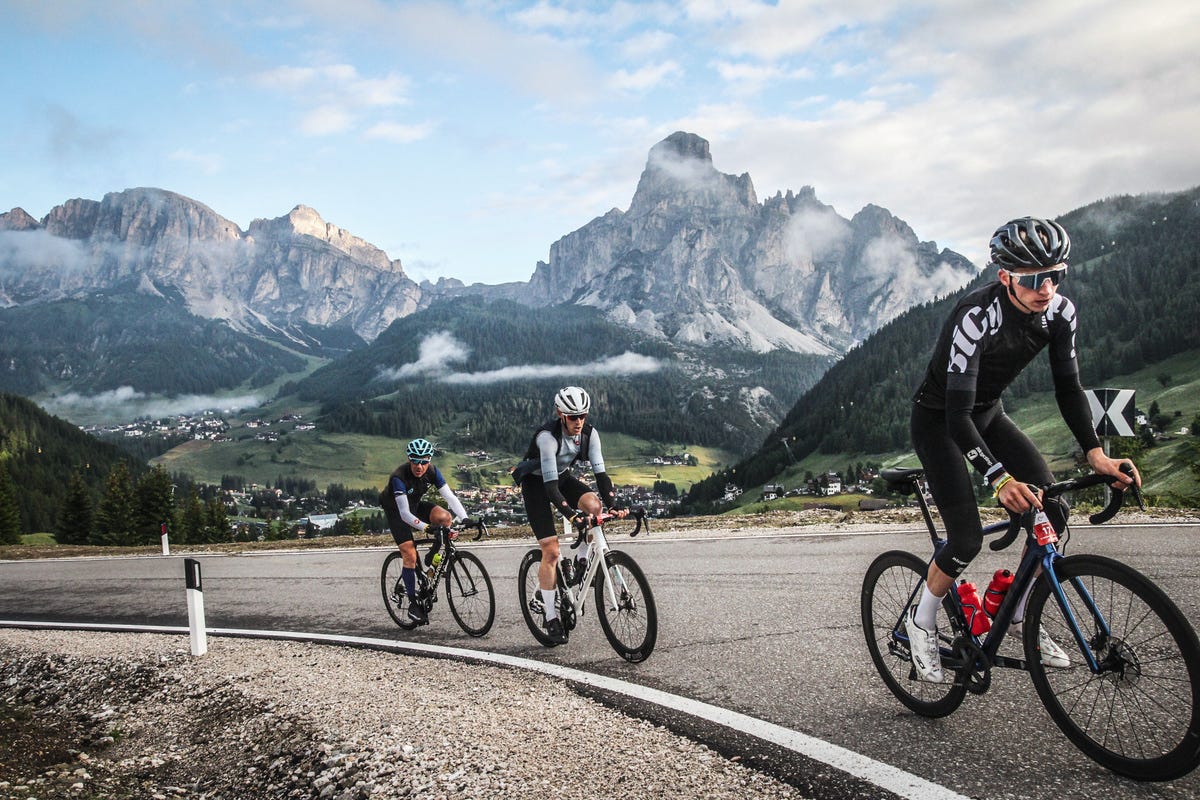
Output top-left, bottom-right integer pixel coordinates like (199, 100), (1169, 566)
(902, 477), (1117, 677)
(559, 521), (629, 619)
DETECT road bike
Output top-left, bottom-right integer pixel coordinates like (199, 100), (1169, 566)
(861, 466), (1200, 780)
(518, 508), (657, 662)
(382, 519), (495, 637)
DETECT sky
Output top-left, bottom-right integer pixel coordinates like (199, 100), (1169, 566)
(3, 0), (1200, 287)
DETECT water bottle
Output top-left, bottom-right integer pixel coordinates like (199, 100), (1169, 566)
(983, 569), (1015, 617)
(1032, 508), (1058, 546)
(956, 581), (991, 636)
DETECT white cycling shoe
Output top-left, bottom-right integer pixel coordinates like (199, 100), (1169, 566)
(905, 607), (944, 683)
(1012, 623), (1071, 668)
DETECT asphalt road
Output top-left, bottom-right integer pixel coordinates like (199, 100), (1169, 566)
(3, 523), (1200, 800)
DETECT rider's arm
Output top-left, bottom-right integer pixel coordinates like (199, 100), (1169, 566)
(536, 431), (574, 517)
(393, 490), (427, 532)
(437, 482), (469, 521)
(586, 430), (619, 508)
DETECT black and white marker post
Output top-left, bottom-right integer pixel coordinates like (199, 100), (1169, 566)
(1086, 387), (1137, 504)
(161, 522), (170, 556)
(184, 558), (207, 656)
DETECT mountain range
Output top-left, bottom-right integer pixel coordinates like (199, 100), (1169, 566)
(1, 131), (976, 452)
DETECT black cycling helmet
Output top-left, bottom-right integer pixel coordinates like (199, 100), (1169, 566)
(989, 217), (1071, 270)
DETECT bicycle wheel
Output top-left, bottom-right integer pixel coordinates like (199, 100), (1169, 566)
(381, 551), (420, 630)
(517, 548), (557, 646)
(1025, 554), (1200, 780)
(861, 550), (968, 717)
(595, 550), (657, 663)
(445, 550), (495, 637)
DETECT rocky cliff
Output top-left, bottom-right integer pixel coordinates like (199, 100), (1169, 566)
(523, 132), (976, 354)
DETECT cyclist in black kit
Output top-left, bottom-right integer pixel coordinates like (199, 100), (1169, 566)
(380, 438), (475, 627)
(905, 217), (1140, 682)
(514, 386), (625, 645)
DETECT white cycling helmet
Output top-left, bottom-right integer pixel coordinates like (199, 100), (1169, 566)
(554, 386), (591, 416)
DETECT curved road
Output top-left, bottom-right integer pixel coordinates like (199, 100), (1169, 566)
(3, 523), (1199, 800)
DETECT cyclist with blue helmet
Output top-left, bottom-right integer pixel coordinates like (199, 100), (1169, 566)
(905, 217), (1140, 682)
(514, 386), (626, 645)
(380, 437), (476, 627)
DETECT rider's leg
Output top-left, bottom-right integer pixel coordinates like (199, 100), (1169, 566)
(385, 504), (421, 600)
(521, 477), (564, 622)
(573, 491), (603, 564)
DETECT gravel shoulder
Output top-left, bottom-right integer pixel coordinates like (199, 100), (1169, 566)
(1, 629), (811, 800)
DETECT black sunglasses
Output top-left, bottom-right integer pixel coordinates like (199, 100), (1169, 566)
(409, 457), (430, 465)
(563, 413), (587, 421)
(1007, 265), (1067, 290)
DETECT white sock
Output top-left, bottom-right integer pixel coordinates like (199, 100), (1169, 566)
(576, 541), (590, 562)
(914, 586), (942, 631)
(541, 588), (558, 621)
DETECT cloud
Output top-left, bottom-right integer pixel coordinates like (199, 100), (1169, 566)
(784, 208), (850, 264)
(375, 331), (471, 382)
(610, 61), (683, 92)
(365, 121), (436, 143)
(0, 229), (93, 276)
(440, 351), (664, 386)
(42, 386), (263, 420)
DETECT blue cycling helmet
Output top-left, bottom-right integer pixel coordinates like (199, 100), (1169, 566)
(407, 438), (434, 459)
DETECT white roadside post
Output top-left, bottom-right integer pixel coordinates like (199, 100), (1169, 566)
(185, 558), (207, 656)
(1085, 387), (1137, 505)
(160, 522), (170, 555)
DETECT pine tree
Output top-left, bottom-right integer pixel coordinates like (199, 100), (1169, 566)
(93, 462), (137, 547)
(204, 497), (230, 544)
(176, 486), (205, 545)
(56, 471), (94, 545)
(134, 465), (176, 546)
(0, 462), (21, 545)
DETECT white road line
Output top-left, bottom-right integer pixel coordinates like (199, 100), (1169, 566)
(0, 619), (969, 800)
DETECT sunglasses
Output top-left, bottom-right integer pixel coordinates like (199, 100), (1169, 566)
(409, 458), (430, 465)
(1007, 265), (1067, 290)
(563, 413), (587, 421)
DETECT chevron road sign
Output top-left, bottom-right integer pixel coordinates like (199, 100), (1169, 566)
(1085, 388), (1136, 438)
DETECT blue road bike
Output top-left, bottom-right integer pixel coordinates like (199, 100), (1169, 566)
(861, 467), (1200, 780)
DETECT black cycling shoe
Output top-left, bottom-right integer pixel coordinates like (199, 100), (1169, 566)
(406, 602), (429, 627)
(544, 617), (568, 646)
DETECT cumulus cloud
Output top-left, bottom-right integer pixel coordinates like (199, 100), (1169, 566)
(365, 121), (436, 143)
(610, 61), (683, 92)
(42, 387), (263, 421)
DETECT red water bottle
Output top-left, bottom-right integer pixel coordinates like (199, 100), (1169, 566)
(983, 569), (1015, 617)
(956, 581), (991, 636)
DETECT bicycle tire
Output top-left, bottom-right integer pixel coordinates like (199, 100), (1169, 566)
(517, 548), (557, 646)
(445, 550), (495, 637)
(1025, 554), (1200, 780)
(860, 550), (968, 717)
(595, 550), (657, 663)
(381, 551), (421, 630)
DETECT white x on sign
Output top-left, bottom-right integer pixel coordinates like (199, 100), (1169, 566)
(1085, 388), (1136, 437)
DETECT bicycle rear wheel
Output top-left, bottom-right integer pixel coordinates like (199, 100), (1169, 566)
(861, 550), (968, 717)
(1025, 554), (1200, 780)
(517, 548), (558, 647)
(595, 550), (657, 663)
(381, 551), (421, 630)
(445, 550), (495, 637)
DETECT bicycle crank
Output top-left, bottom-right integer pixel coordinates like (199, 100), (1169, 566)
(950, 636), (992, 695)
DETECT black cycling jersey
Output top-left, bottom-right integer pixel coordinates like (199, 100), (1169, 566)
(381, 462), (446, 514)
(913, 281), (1100, 483)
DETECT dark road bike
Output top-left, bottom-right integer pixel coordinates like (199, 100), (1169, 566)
(861, 466), (1200, 780)
(382, 519), (495, 637)
(518, 508), (657, 662)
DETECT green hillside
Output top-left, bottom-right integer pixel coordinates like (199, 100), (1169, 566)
(0, 393), (142, 532)
(688, 187), (1200, 510)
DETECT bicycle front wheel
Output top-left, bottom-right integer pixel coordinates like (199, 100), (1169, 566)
(517, 548), (557, 647)
(381, 552), (419, 630)
(595, 550), (657, 663)
(861, 550), (967, 717)
(445, 550), (495, 637)
(1026, 554), (1200, 780)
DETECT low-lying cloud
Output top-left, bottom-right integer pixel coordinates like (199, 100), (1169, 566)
(42, 386), (263, 422)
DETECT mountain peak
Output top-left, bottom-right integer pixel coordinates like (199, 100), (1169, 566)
(0, 207), (41, 231)
(649, 131), (712, 165)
